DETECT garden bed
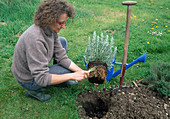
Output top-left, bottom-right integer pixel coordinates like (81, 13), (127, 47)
(77, 83), (169, 119)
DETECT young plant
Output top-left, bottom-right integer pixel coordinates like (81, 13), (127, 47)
(84, 31), (117, 84)
(84, 31), (117, 69)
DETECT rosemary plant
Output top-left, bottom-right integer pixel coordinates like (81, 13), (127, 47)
(84, 31), (117, 69)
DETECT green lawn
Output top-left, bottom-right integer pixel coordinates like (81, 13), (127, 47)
(0, 0), (169, 118)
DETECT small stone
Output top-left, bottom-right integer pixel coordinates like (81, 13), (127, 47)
(129, 93), (135, 96)
(164, 104), (168, 109)
(166, 113), (168, 116)
(153, 97), (155, 99)
(122, 92), (125, 95)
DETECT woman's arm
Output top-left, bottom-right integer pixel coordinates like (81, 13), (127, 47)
(68, 61), (83, 72)
(51, 61), (89, 85)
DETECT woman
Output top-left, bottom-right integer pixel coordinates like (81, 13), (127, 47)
(11, 0), (89, 102)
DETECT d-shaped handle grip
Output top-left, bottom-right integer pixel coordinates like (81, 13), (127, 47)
(122, 1), (137, 5)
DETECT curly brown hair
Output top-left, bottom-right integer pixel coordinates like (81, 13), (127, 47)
(34, 0), (75, 27)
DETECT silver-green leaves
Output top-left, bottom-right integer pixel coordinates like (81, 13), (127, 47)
(84, 31), (117, 69)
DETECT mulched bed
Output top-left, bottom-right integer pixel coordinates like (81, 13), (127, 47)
(76, 83), (169, 119)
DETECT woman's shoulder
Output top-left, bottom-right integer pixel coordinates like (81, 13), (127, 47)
(20, 25), (43, 40)
(26, 24), (41, 36)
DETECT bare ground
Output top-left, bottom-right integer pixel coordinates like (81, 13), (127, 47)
(76, 83), (169, 119)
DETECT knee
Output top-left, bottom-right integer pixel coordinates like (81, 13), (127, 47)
(59, 37), (67, 49)
(49, 64), (73, 74)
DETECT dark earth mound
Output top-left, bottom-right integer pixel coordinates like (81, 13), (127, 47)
(77, 84), (169, 119)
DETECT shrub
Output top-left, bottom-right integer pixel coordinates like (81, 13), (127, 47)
(145, 62), (170, 96)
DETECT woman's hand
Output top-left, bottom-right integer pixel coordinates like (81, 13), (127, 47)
(72, 70), (99, 85)
(72, 70), (89, 81)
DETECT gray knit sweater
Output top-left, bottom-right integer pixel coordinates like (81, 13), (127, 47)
(11, 24), (71, 87)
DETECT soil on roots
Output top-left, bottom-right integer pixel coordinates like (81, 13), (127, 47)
(88, 61), (108, 84)
(76, 84), (169, 119)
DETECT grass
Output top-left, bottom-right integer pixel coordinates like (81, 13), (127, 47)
(0, 0), (169, 118)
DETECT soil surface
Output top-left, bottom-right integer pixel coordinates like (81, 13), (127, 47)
(76, 83), (169, 119)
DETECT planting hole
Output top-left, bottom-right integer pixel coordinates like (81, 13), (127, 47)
(82, 98), (109, 118)
(77, 92), (110, 118)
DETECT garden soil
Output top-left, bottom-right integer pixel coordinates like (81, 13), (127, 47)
(76, 83), (169, 119)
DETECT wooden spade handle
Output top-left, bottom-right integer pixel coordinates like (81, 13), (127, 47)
(119, 1), (137, 88)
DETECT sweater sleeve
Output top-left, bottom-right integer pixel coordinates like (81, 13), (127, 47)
(53, 37), (71, 68)
(26, 40), (52, 87)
